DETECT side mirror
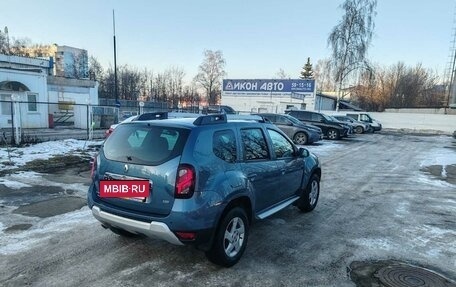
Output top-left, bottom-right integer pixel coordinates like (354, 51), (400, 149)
(297, 147), (309, 158)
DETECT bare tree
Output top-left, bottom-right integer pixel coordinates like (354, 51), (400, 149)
(99, 66), (115, 99)
(328, 0), (377, 110)
(314, 58), (336, 92)
(70, 53), (81, 79)
(194, 50), (226, 104)
(0, 29), (31, 56)
(166, 66), (185, 108)
(89, 56), (104, 81)
(9, 38), (32, 56)
(182, 83), (201, 111)
(351, 62), (445, 110)
(0, 29), (7, 54)
(275, 68), (289, 79)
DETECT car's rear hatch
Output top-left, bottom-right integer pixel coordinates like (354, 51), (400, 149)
(95, 122), (190, 216)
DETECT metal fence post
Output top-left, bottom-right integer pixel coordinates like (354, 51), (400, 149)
(86, 104), (89, 140)
(10, 101), (14, 145)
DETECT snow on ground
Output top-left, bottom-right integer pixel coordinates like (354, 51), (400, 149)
(0, 171), (90, 197)
(415, 139), (456, 187)
(299, 140), (342, 157)
(419, 147), (456, 168)
(0, 171), (39, 189)
(0, 207), (95, 255)
(0, 139), (103, 255)
(0, 139), (103, 171)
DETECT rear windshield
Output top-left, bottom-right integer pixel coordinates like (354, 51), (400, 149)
(103, 123), (190, 165)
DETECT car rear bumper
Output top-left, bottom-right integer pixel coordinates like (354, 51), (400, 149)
(91, 206), (184, 245)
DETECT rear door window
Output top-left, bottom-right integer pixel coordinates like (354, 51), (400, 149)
(292, 111), (311, 120)
(276, 115), (291, 125)
(213, 130), (237, 163)
(262, 114), (277, 123)
(311, 113), (324, 122)
(241, 128), (270, 160)
(104, 124), (189, 165)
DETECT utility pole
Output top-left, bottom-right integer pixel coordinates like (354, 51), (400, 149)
(113, 10), (119, 106)
(445, 3), (456, 110)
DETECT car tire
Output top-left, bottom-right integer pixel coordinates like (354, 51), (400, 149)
(296, 174), (320, 212)
(293, 132), (308, 145)
(327, 129), (340, 140)
(109, 226), (139, 237)
(355, 126), (364, 134)
(206, 207), (249, 267)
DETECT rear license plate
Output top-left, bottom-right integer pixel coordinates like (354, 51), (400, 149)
(99, 180), (150, 199)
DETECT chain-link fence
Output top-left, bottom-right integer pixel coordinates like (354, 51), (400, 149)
(0, 99), (171, 145)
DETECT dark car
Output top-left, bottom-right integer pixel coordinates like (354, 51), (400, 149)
(255, 113), (323, 145)
(326, 115), (354, 135)
(88, 113), (321, 267)
(285, 110), (348, 140)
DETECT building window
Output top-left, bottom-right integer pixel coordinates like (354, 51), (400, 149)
(27, 94), (37, 112)
(0, 94), (12, 115)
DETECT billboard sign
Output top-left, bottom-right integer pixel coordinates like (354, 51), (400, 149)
(223, 79), (315, 94)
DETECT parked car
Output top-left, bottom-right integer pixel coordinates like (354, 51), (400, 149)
(88, 113), (321, 267)
(346, 113), (382, 132)
(285, 110), (349, 140)
(104, 115), (139, 138)
(331, 115), (371, 134)
(453, 130), (456, 139)
(255, 113), (323, 145)
(326, 115), (354, 135)
(203, 105), (237, 114)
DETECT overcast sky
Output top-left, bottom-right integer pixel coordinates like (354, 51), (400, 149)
(1, 0), (455, 82)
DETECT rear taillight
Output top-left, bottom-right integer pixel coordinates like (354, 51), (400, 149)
(175, 165), (195, 199)
(175, 231), (196, 241)
(90, 155), (98, 178)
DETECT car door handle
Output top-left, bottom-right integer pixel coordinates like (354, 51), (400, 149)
(248, 173), (258, 180)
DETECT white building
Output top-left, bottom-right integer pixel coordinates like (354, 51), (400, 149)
(0, 54), (50, 129)
(54, 46), (89, 79)
(0, 53), (98, 135)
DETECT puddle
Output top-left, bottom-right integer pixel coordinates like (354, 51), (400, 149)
(0, 154), (91, 176)
(13, 197), (87, 218)
(421, 164), (456, 185)
(5, 224), (33, 232)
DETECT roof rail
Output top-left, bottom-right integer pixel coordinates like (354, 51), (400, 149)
(193, 114), (227, 125)
(227, 114), (270, 123)
(136, 112), (168, 121)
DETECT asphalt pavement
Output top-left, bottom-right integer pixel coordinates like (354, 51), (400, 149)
(0, 133), (455, 286)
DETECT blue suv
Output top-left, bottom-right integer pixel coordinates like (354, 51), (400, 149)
(88, 113), (321, 267)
